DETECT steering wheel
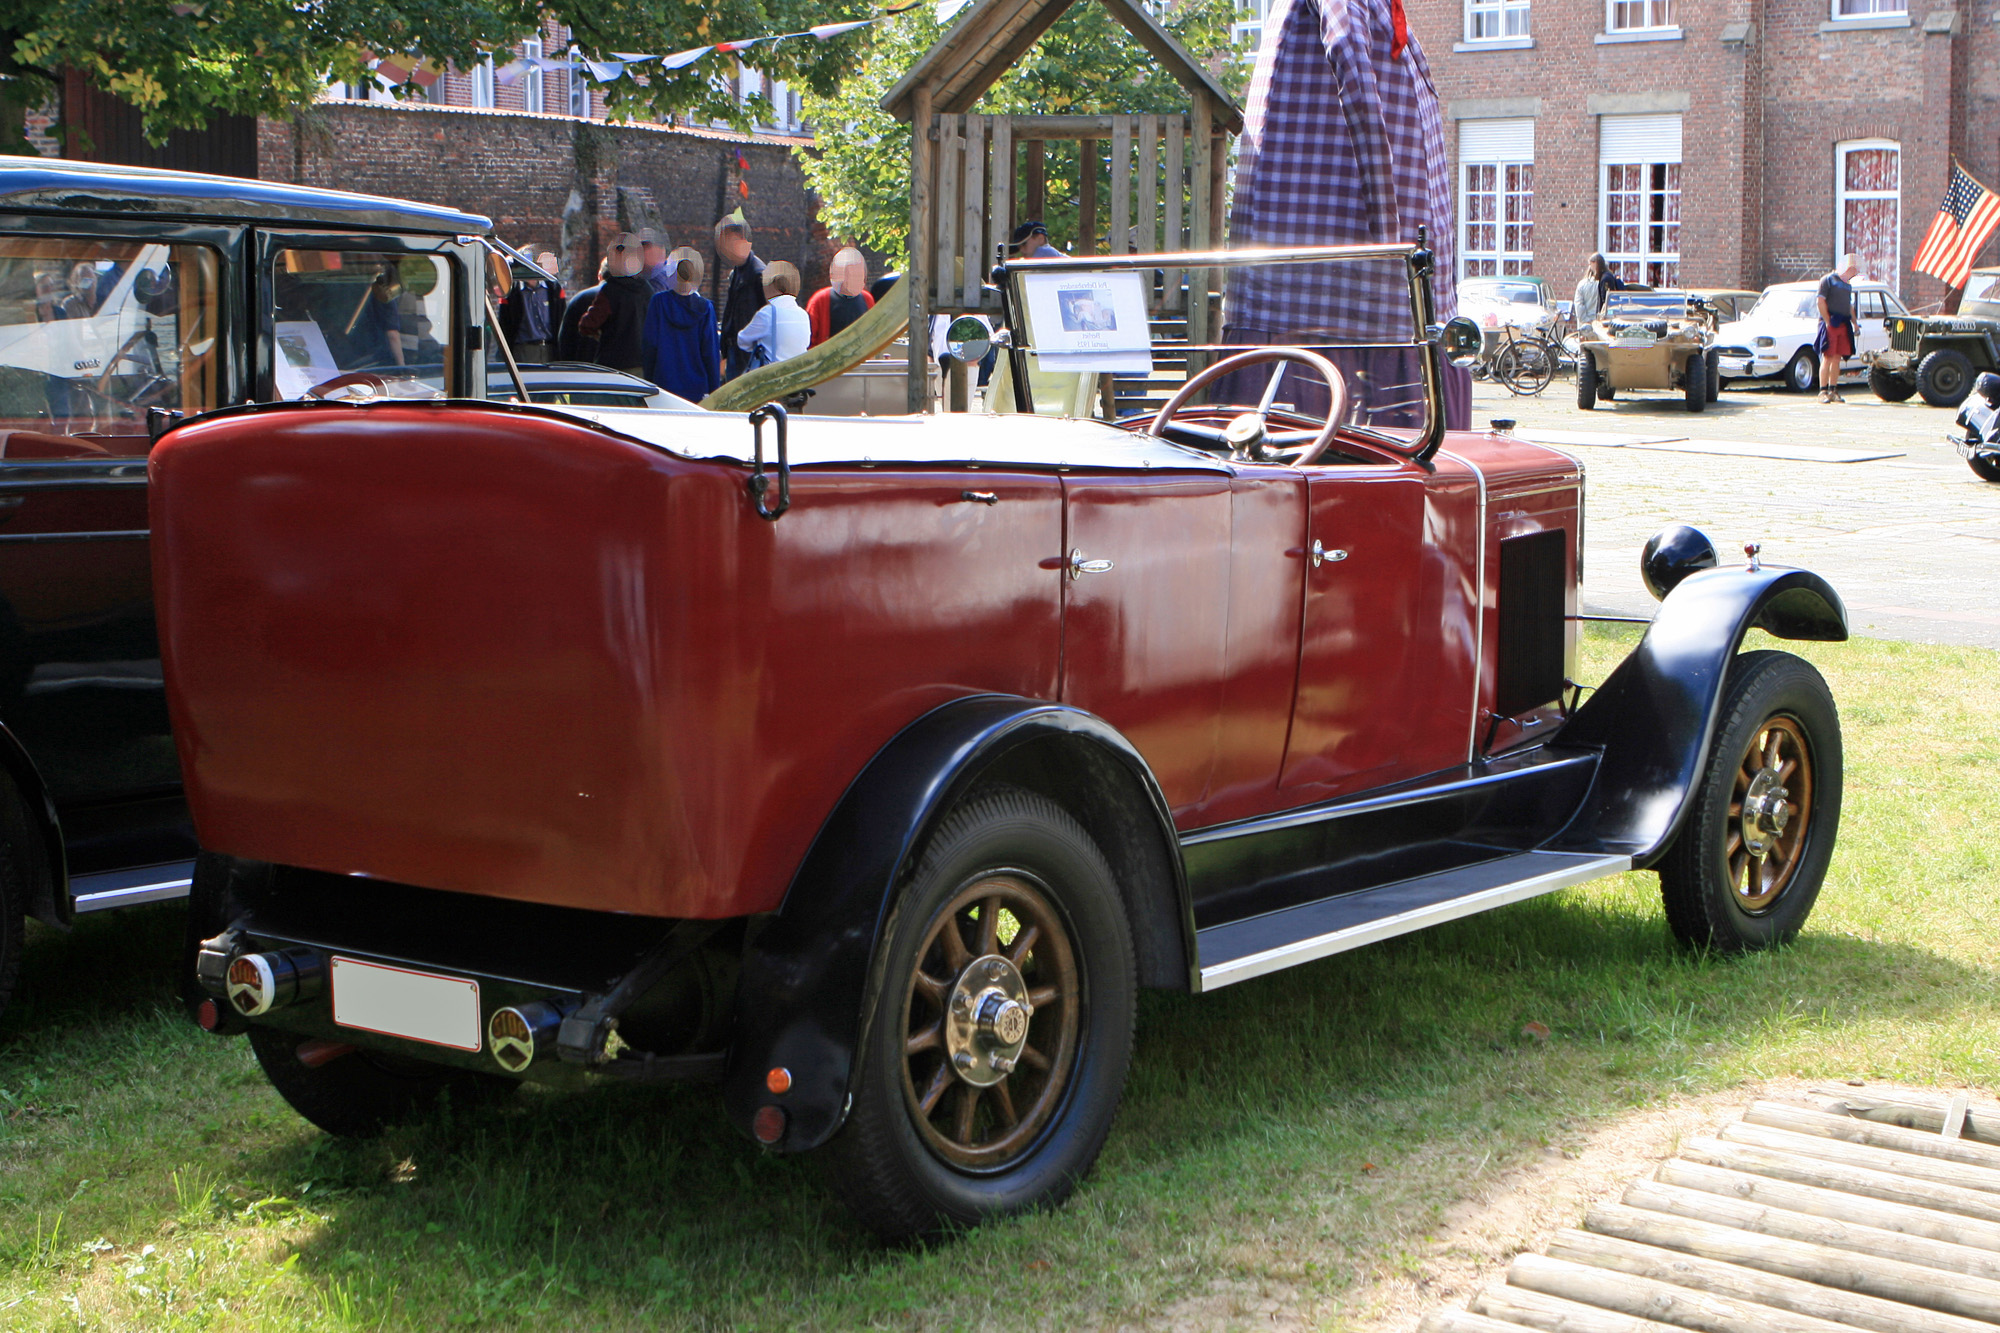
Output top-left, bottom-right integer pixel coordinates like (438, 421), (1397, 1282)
(76, 331), (177, 428)
(303, 371), (390, 402)
(1146, 347), (1350, 466)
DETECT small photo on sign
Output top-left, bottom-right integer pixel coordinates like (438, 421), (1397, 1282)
(1059, 290), (1117, 333)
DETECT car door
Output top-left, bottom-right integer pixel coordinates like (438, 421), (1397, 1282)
(0, 222), (236, 830)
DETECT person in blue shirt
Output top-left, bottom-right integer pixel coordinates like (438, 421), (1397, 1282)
(641, 247), (720, 403)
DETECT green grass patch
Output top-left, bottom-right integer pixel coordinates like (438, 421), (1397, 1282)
(1, 628), (1995, 1329)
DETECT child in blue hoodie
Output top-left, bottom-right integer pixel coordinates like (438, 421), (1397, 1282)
(641, 248), (720, 403)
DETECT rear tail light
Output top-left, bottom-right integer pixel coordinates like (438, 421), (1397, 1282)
(225, 948), (326, 1017)
(487, 999), (574, 1073)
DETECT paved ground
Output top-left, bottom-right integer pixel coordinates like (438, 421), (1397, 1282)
(1470, 372), (2000, 648)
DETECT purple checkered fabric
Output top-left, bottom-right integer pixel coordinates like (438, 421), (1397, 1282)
(1225, 0), (1457, 340)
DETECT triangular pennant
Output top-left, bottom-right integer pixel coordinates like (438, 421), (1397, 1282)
(584, 59), (627, 81)
(808, 20), (874, 39)
(657, 46), (713, 70)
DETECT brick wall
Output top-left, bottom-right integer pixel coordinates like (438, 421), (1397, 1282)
(258, 100), (833, 302)
(1411, 0), (2000, 304)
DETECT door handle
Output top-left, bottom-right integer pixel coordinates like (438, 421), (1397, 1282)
(1068, 549), (1114, 579)
(1311, 539), (1347, 568)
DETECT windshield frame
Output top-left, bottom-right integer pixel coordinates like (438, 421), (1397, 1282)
(998, 243), (1446, 461)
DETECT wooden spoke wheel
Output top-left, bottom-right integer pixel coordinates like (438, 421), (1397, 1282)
(1660, 651), (1842, 953)
(823, 787), (1136, 1241)
(900, 873), (1080, 1170)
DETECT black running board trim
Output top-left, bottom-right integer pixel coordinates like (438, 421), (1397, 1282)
(1194, 850), (1632, 991)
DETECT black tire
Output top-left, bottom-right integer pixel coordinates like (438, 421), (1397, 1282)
(1657, 651), (1841, 953)
(248, 1025), (512, 1137)
(1917, 348), (1976, 408)
(1495, 338), (1555, 396)
(0, 768), (52, 1023)
(1869, 366), (1918, 403)
(1685, 354), (1706, 412)
(1971, 453), (2000, 483)
(1783, 349), (1818, 394)
(1705, 349), (1721, 401)
(821, 786), (1136, 1242)
(1576, 352), (1598, 410)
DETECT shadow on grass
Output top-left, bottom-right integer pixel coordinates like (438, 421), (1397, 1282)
(2, 902), (187, 1043)
(127, 880), (1989, 1328)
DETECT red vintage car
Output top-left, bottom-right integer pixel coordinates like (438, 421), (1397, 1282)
(157, 245), (1845, 1241)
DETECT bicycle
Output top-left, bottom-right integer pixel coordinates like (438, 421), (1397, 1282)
(1487, 323), (1559, 396)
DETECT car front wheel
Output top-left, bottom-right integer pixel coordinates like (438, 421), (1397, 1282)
(1685, 354), (1707, 412)
(1577, 353), (1598, 410)
(822, 786), (1136, 1242)
(1657, 651), (1841, 953)
(1917, 348), (1976, 408)
(1783, 349), (1818, 394)
(1868, 367), (1918, 402)
(248, 1026), (513, 1138)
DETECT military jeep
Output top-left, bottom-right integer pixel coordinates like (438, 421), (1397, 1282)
(1867, 266), (2000, 407)
(1576, 290), (1719, 413)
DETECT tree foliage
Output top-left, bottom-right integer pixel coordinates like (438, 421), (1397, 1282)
(795, 0), (1246, 269)
(0, 0), (872, 143)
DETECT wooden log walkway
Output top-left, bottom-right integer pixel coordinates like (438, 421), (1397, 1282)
(1423, 1089), (2000, 1333)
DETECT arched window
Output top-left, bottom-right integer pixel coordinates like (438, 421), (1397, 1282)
(1836, 140), (1900, 292)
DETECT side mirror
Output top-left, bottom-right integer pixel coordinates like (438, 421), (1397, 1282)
(946, 315), (991, 365)
(1434, 316), (1483, 369)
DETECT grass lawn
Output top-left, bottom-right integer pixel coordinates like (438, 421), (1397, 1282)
(1, 627), (1995, 1331)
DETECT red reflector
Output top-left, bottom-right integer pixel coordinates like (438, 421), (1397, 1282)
(765, 1066), (792, 1095)
(295, 1040), (356, 1070)
(752, 1104), (787, 1145)
(196, 998), (219, 1031)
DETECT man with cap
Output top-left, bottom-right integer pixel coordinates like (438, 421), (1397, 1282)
(1009, 220), (1063, 259)
(638, 228), (672, 294)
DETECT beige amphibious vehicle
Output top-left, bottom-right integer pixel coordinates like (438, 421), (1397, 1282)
(1577, 289), (1720, 413)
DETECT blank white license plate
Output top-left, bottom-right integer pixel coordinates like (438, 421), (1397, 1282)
(331, 956), (482, 1052)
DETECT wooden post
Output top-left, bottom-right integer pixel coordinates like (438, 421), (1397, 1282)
(1077, 137), (1097, 255)
(1743, 1102), (2000, 1174)
(935, 114), (962, 309)
(908, 91), (933, 414)
(962, 114), (986, 306)
(1469, 1281), (1692, 1333)
(1136, 113), (1158, 258)
(1163, 115), (1186, 310)
(991, 118), (1014, 274)
(1655, 1158), (2000, 1254)
(1187, 95), (1215, 382)
(1023, 139), (1045, 221)
(1109, 117), (1132, 253)
(948, 356), (969, 413)
(1719, 1120), (2000, 1196)
(1680, 1136), (2000, 1225)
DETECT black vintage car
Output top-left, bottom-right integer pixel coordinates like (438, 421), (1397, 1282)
(0, 157), (495, 1017)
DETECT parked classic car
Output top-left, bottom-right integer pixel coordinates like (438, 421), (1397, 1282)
(0, 157), (501, 1019)
(494, 362), (703, 412)
(1869, 266), (2000, 407)
(1711, 280), (1906, 394)
(1685, 288), (1761, 326)
(162, 244), (1845, 1241)
(1576, 289), (1721, 411)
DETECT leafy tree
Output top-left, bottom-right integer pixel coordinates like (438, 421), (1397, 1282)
(796, 0), (1246, 269)
(0, 0), (871, 146)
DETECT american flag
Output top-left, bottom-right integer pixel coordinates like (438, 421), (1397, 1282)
(1914, 164), (2000, 289)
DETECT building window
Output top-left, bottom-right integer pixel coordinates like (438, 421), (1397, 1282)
(1606, 0), (1672, 31)
(568, 48), (589, 117)
(1599, 113), (1681, 285)
(1837, 140), (1900, 291)
(1832, 0), (1904, 15)
(1234, 0), (1272, 47)
(523, 39), (544, 114)
(471, 55), (495, 109)
(1465, 0), (1530, 41)
(1459, 118), (1535, 277)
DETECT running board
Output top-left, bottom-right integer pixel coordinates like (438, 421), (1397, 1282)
(71, 859), (197, 913)
(1194, 850), (1632, 991)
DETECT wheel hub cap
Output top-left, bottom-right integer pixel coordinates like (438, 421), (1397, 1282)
(1739, 767), (1792, 857)
(944, 954), (1033, 1088)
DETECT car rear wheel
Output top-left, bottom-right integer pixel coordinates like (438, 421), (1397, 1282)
(1868, 367), (1918, 402)
(1685, 355), (1706, 412)
(1576, 353), (1598, 410)
(1783, 349), (1818, 394)
(1705, 349), (1721, 401)
(1917, 348), (1976, 408)
(0, 768), (51, 1022)
(821, 786), (1136, 1242)
(1657, 651), (1841, 953)
(1970, 453), (2000, 483)
(248, 1026), (513, 1138)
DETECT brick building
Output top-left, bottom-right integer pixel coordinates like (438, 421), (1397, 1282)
(1398, 0), (1997, 306)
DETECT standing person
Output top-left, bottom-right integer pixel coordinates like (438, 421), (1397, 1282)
(1009, 220), (1063, 258)
(716, 218), (768, 381)
(1572, 252), (1627, 328)
(498, 260), (557, 364)
(638, 228), (672, 294)
(577, 234), (652, 374)
(734, 261), (810, 369)
(557, 257), (608, 363)
(1815, 251), (1861, 403)
(350, 264), (405, 367)
(806, 247), (873, 346)
(642, 247), (721, 403)
(536, 249), (566, 310)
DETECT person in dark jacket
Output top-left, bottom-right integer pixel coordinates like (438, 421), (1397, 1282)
(578, 234), (651, 374)
(642, 247), (721, 403)
(557, 257), (608, 363)
(715, 217), (767, 382)
(498, 258), (558, 363)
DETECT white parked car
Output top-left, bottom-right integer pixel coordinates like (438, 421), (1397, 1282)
(1712, 280), (1907, 393)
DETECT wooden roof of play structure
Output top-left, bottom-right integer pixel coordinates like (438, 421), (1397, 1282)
(881, 0), (1244, 132)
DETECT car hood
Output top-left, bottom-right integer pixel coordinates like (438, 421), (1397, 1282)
(1717, 315), (1812, 342)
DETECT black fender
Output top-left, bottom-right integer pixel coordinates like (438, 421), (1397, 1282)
(1552, 565), (1846, 866)
(721, 694), (1189, 1153)
(0, 719), (66, 926)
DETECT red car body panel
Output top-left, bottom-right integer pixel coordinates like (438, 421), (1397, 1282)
(152, 405), (1583, 922)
